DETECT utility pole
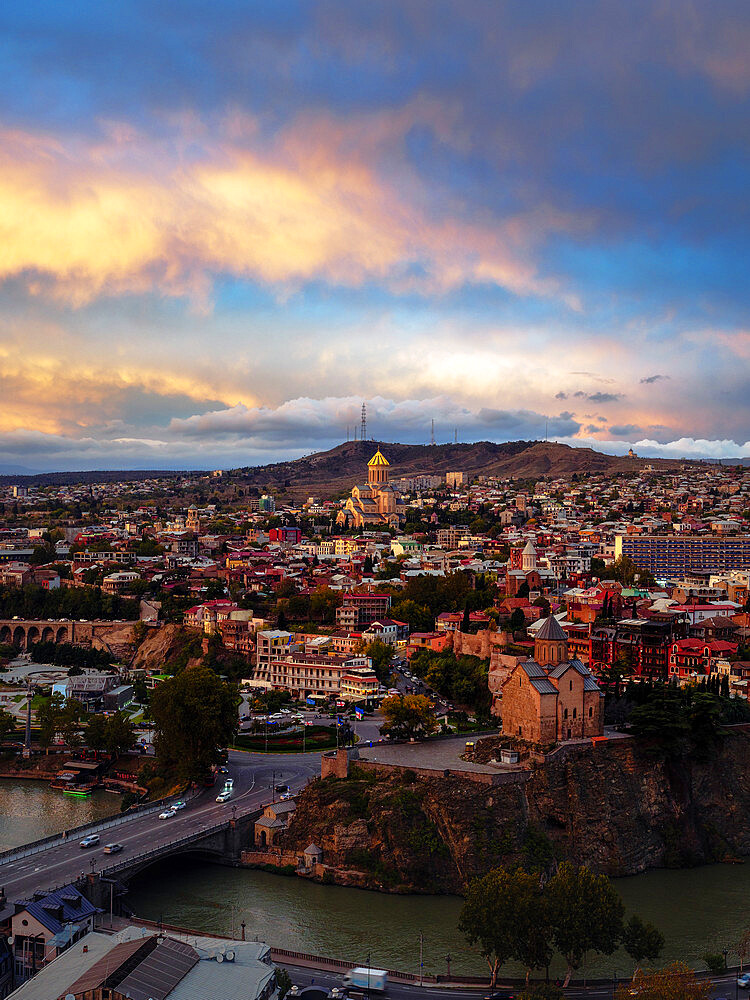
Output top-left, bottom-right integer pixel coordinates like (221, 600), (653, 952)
(419, 931), (424, 986)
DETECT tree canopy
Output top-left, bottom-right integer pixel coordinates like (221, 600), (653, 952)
(546, 862), (624, 986)
(379, 694), (438, 741)
(459, 868), (551, 985)
(151, 664), (238, 783)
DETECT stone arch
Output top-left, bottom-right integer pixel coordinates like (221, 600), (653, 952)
(12, 626), (25, 649)
(56, 627), (68, 643)
(26, 626), (40, 646)
(41, 626), (54, 642)
(0, 625), (11, 645)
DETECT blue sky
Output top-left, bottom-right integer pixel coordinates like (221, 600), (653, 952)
(1, 1), (750, 470)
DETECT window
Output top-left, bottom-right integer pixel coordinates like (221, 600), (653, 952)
(564, 707), (568, 719)
(573, 707), (577, 719)
(589, 706), (593, 717)
(569, 680), (573, 691)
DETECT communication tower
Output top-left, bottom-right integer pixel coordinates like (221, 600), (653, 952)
(361, 402), (367, 442)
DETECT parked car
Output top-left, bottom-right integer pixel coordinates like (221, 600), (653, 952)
(79, 834), (100, 849)
(103, 843), (123, 854)
(159, 809), (176, 820)
(216, 790), (231, 803)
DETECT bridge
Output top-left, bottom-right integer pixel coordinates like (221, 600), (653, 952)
(0, 617), (137, 654)
(0, 751), (319, 911)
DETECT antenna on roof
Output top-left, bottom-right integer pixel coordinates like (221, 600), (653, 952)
(361, 402), (367, 443)
(430, 419), (435, 446)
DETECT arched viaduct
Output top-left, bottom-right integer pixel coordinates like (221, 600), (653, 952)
(0, 618), (137, 654)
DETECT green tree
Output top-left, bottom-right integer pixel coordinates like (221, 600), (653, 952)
(151, 665), (238, 783)
(365, 640), (394, 682)
(459, 867), (552, 986)
(379, 694), (438, 741)
(0, 709), (15, 742)
(104, 712), (136, 756)
(509, 607), (525, 632)
(86, 714), (109, 753)
(546, 862), (624, 986)
(622, 915), (664, 977)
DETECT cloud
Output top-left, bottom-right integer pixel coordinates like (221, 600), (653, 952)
(571, 391), (622, 404)
(640, 374), (669, 384)
(587, 392), (622, 404)
(554, 391), (568, 400)
(609, 424), (643, 436)
(0, 113), (584, 309)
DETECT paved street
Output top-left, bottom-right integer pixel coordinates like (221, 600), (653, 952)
(0, 748), (320, 902)
(282, 961), (746, 1000)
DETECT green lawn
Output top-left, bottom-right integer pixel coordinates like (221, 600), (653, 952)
(232, 724), (341, 753)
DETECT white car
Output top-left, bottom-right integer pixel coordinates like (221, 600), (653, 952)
(79, 834), (100, 848)
(172, 800), (186, 810)
(216, 791), (231, 803)
(223, 778), (234, 790)
(158, 809), (176, 820)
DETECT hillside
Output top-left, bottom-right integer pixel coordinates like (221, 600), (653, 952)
(278, 734), (750, 893)
(237, 439), (691, 500)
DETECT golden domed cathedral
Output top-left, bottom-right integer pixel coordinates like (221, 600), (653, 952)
(336, 448), (405, 529)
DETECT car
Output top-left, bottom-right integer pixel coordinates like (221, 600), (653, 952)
(280, 791), (293, 800)
(103, 843), (123, 854)
(738, 974), (750, 989)
(218, 766), (229, 775)
(159, 809), (176, 820)
(216, 791), (231, 803)
(172, 800), (187, 810)
(79, 834), (100, 849)
(275, 784), (289, 793)
(223, 778), (234, 789)
(484, 992), (515, 1000)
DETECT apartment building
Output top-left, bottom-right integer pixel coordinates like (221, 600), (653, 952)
(335, 592), (392, 629)
(615, 533), (750, 576)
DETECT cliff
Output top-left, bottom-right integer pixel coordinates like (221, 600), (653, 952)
(278, 733), (750, 893)
(130, 624), (203, 673)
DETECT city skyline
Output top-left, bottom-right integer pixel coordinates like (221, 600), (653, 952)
(2, 1), (750, 471)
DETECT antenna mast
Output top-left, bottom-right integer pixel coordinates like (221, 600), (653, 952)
(430, 419), (436, 446)
(361, 402), (367, 443)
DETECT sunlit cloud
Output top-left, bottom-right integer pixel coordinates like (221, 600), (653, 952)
(0, 110), (585, 309)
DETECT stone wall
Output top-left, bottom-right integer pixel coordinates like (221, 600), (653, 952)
(321, 748), (350, 779)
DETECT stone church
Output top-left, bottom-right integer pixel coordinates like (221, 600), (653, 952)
(501, 615), (604, 743)
(336, 448), (405, 529)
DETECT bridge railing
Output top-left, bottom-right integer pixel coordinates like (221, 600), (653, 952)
(99, 812), (260, 876)
(0, 788), (199, 867)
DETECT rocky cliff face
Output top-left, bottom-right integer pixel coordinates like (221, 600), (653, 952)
(279, 733), (750, 893)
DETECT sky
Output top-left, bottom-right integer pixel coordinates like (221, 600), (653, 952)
(1, 0), (750, 472)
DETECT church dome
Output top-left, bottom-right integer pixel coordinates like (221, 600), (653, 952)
(367, 449), (390, 467)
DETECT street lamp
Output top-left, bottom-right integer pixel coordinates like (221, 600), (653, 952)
(444, 954), (452, 980)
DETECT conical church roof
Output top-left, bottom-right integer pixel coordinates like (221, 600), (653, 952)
(535, 614), (567, 642)
(368, 449), (390, 467)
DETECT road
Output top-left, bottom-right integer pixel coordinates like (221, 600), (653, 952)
(0, 749), (320, 903)
(281, 962), (746, 1000)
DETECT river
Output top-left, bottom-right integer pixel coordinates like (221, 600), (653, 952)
(1, 780), (745, 979)
(127, 858), (750, 979)
(0, 778), (119, 853)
